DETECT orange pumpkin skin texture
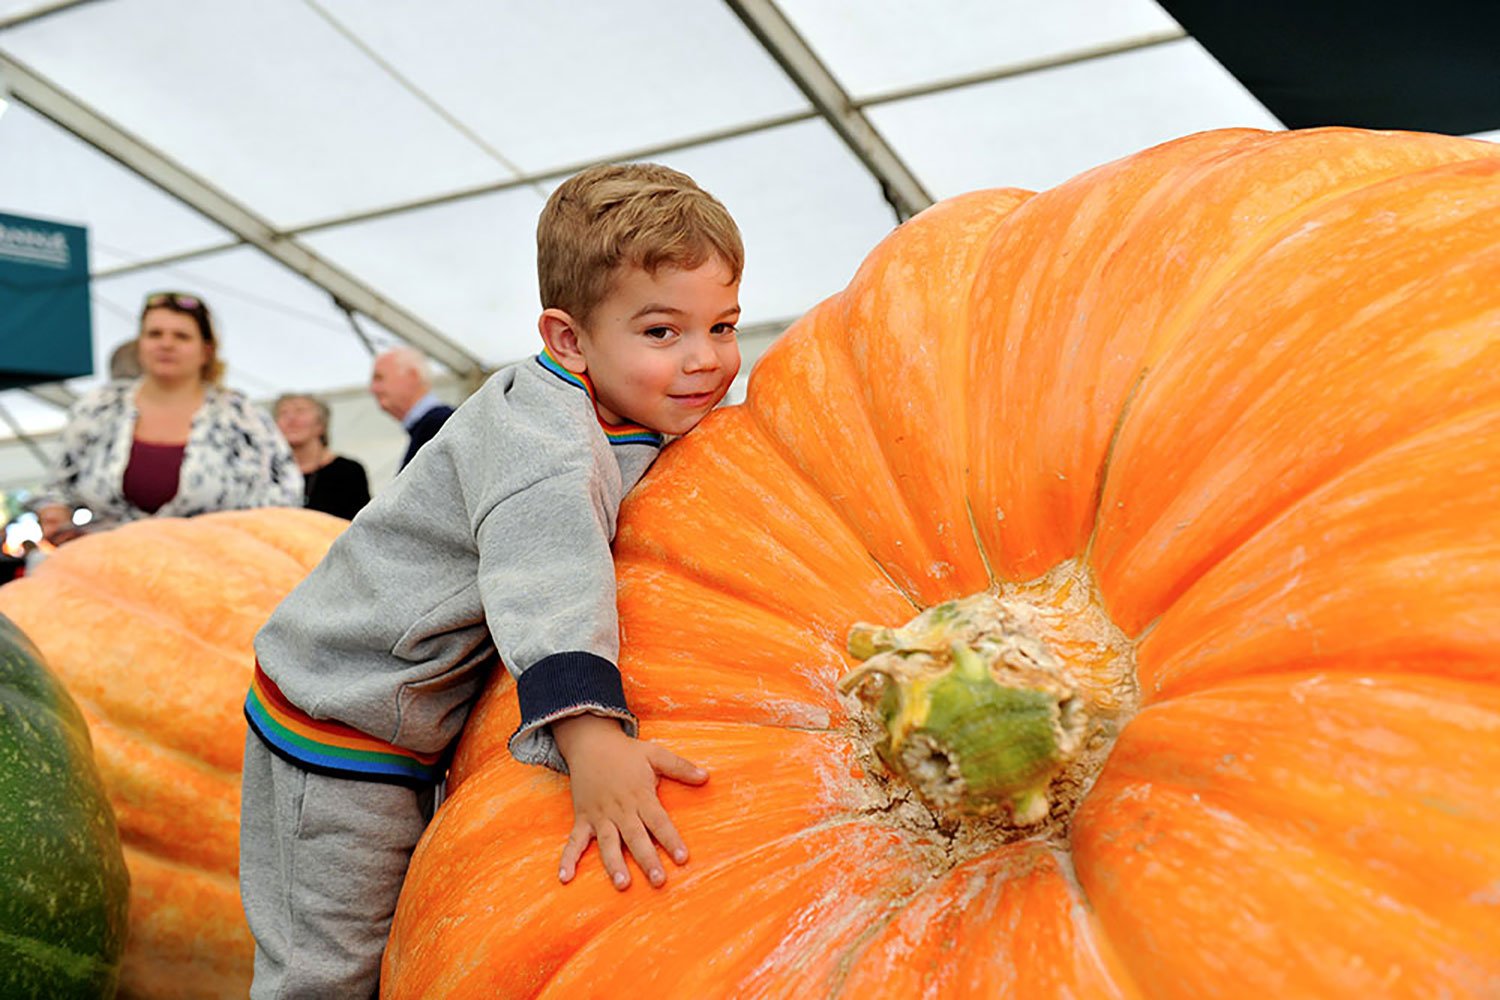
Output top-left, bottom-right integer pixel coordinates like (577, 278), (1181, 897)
(385, 128), (1500, 999)
(0, 508), (346, 1000)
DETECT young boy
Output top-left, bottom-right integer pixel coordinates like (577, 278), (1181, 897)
(240, 162), (744, 999)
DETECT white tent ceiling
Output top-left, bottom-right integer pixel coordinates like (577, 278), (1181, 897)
(5, 0), (1475, 495)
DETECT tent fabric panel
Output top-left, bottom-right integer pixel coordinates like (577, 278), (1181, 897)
(314, 0), (812, 177)
(2, 0), (512, 227)
(300, 183), (556, 368)
(0, 102), (233, 270)
(868, 38), (1279, 197)
(302, 118), (900, 368)
(778, 0), (1183, 98)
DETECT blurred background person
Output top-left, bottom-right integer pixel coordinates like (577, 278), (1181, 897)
(109, 338), (143, 380)
(34, 499), (86, 548)
(369, 346), (454, 470)
(46, 291), (302, 528)
(273, 392), (370, 520)
(2, 500), (84, 580)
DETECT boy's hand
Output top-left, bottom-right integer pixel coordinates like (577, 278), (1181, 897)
(551, 713), (708, 891)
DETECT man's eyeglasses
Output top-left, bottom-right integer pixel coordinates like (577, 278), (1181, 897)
(145, 292), (204, 311)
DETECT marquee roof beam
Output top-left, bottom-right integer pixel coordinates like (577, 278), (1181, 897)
(721, 0), (932, 222)
(0, 0), (101, 32)
(854, 28), (1187, 108)
(23, 384), (76, 409)
(86, 30), (1188, 279)
(0, 50), (485, 379)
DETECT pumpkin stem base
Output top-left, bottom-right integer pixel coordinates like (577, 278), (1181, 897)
(840, 559), (1138, 847)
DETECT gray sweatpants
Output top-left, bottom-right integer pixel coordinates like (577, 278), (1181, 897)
(239, 734), (434, 1000)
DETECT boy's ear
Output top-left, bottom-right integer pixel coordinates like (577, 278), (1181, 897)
(538, 308), (589, 375)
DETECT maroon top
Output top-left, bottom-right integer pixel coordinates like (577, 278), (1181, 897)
(122, 439), (186, 514)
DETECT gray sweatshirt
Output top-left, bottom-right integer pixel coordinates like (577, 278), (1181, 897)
(247, 352), (662, 781)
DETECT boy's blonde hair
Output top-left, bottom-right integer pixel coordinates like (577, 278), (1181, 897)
(537, 163), (744, 323)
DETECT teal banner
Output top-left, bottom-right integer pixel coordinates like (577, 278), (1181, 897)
(0, 210), (92, 390)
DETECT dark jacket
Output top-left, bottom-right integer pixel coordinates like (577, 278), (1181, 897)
(400, 404), (455, 469)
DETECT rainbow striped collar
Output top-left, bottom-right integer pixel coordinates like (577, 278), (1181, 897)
(535, 349), (664, 447)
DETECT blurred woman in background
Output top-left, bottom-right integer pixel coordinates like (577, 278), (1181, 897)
(46, 291), (301, 527)
(273, 393), (370, 520)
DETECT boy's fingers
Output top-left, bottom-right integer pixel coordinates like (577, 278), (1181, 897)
(619, 819), (666, 888)
(641, 801), (690, 868)
(647, 744), (709, 786)
(596, 825), (631, 891)
(557, 823), (594, 883)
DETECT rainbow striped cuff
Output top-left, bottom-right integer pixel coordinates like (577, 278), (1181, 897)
(245, 663), (448, 787)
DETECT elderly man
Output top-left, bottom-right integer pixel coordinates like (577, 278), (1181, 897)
(369, 346), (456, 470)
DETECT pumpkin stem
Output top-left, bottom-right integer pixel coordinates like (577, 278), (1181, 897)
(839, 565), (1137, 833)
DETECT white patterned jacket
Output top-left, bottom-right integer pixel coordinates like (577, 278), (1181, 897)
(46, 379), (303, 526)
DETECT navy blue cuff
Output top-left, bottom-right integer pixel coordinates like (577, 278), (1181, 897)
(515, 651), (631, 730)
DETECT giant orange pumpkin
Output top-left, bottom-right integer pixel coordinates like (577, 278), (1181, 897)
(0, 508), (346, 999)
(383, 127), (1500, 998)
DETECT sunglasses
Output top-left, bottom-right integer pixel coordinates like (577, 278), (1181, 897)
(145, 291), (205, 311)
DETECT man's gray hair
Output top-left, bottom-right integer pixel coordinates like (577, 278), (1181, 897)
(377, 345), (432, 383)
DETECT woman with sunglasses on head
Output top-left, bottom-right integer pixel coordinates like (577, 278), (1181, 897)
(45, 291), (302, 528)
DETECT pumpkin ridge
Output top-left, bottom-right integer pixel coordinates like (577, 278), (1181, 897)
(819, 851), (953, 1000)
(534, 822), (930, 999)
(1079, 362), (1152, 593)
(824, 297), (958, 600)
(399, 746), (876, 995)
(1133, 130), (1500, 369)
(1141, 654), (1500, 706)
(966, 129), (1499, 588)
(1137, 398), (1500, 699)
(618, 407), (917, 640)
(1099, 671), (1500, 840)
(85, 705), (247, 779)
(620, 552), (873, 663)
(742, 404), (930, 613)
(1081, 138), (1500, 606)
(837, 190), (1034, 600)
(834, 841), (1144, 999)
(1074, 779), (1494, 1000)
(1105, 374), (1500, 651)
(200, 508), (352, 565)
(632, 701), (843, 731)
(12, 576), (253, 767)
(1094, 161), (1500, 632)
(961, 130), (1275, 581)
(1073, 776), (1500, 992)
(33, 560), (282, 665)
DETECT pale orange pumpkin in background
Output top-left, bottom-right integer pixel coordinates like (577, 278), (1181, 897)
(0, 508), (345, 1000)
(384, 128), (1500, 999)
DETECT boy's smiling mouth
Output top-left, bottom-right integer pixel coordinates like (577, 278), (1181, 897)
(669, 389), (719, 406)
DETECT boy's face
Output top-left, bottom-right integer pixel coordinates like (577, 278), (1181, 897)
(569, 258), (742, 436)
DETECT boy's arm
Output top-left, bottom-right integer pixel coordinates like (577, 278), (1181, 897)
(474, 470), (634, 769)
(474, 470), (708, 888)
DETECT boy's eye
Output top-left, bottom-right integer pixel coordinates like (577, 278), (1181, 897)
(642, 326), (675, 341)
(713, 323), (739, 338)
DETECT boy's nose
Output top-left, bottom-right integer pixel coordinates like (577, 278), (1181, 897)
(682, 335), (722, 372)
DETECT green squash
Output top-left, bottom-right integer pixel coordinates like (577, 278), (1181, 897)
(0, 613), (129, 999)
